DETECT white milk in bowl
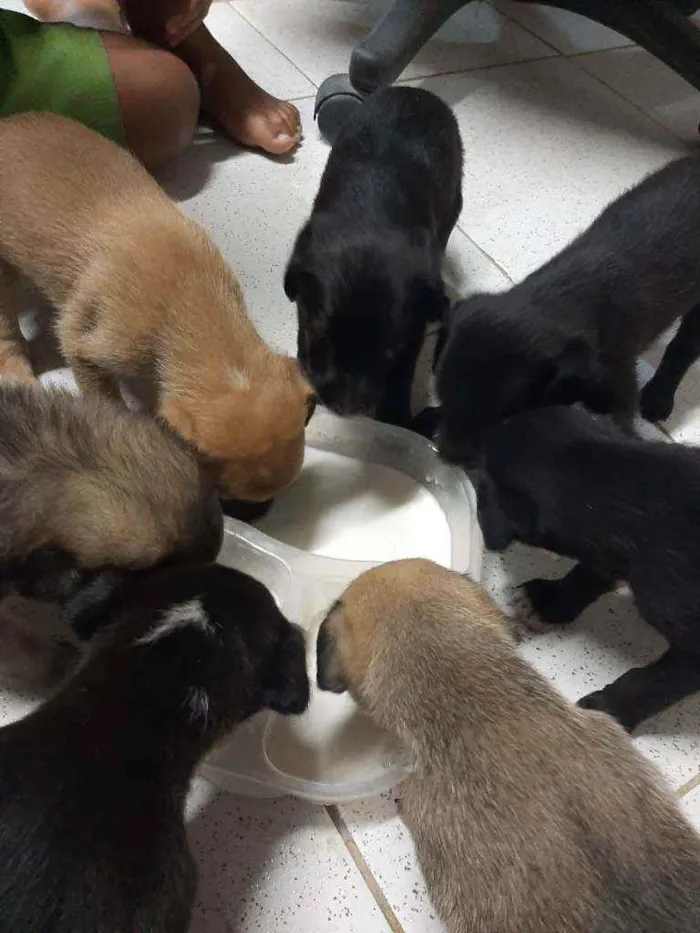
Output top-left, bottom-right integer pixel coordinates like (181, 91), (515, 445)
(263, 610), (405, 787)
(258, 447), (452, 564)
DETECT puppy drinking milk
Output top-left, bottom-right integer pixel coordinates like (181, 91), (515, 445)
(435, 155), (700, 464)
(0, 382), (221, 603)
(285, 87), (463, 429)
(317, 559), (700, 933)
(0, 561), (310, 933)
(0, 112), (315, 506)
(478, 404), (700, 731)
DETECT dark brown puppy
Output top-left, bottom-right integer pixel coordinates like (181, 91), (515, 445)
(0, 562), (309, 933)
(0, 382), (221, 602)
(285, 86), (462, 429)
(435, 155), (700, 464)
(478, 404), (700, 730)
(317, 559), (700, 933)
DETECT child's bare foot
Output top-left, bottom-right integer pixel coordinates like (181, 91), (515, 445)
(179, 26), (302, 156)
(203, 59), (301, 155)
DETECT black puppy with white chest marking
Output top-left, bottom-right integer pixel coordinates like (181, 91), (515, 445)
(478, 405), (700, 731)
(0, 562), (309, 933)
(436, 155), (700, 465)
(285, 86), (463, 429)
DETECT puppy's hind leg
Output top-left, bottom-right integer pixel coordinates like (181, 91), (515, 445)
(0, 260), (36, 384)
(578, 647), (700, 732)
(640, 301), (700, 422)
(57, 297), (124, 402)
(522, 563), (615, 629)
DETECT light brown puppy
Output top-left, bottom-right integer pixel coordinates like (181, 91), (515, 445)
(317, 559), (700, 933)
(0, 112), (313, 503)
(0, 382), (221, 602)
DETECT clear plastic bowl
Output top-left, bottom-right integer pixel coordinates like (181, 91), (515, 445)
(201, 410), (482, 804)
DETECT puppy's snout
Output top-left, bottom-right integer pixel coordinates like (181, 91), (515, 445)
(437, 430), (478, 469)
(221, 498), (273, 523)
(305, 393), (318, 426)
(316, 617), (348, 693)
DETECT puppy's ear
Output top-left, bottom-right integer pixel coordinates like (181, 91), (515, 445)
(159, 396), (197, 447)
(266, 625), (310, 715)
(536, 337), (595, 404)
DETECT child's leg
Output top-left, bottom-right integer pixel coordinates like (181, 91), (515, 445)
(0, 10), (198, 168)
(24, 2), (302, 157)
(101, 31), (201, 168)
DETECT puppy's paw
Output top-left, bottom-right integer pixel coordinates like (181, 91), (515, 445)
(519, 578), (577, 629)
(639, 380), (674, 423)
(577, 689), (638, 733)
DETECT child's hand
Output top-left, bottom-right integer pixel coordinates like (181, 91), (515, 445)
(165, 0), (212, 47)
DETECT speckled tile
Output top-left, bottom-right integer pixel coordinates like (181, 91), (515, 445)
(408, 60), (685, 281)
(187, 782), (393, 932)
(494, 1), (632, 55)
(482, 547), (700, 789)
(155, 95), (511, 358)
(205, 2), (316, 100)
(680, 785), (700, 830)
(574, 46), (700, 143)
(233, 0), (555, 88)
(338, 793), (443, 933)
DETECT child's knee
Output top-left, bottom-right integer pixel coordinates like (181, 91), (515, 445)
(103, 34), (200, 168)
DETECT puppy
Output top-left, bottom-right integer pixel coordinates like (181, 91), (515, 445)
(0, 561), (310, 933)
(0, 382), (221, 603)
(435, 155), (700, 464)
(317, 559), (700, 933)
(479, 404), (700, 730)
(0, 112), (315, 506)
(285, 87), (462, 428)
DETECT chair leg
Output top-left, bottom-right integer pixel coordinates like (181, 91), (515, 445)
(349, 0), (472, 94)
(529, 0), (700, 93)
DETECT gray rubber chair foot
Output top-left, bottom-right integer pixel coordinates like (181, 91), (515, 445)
(314, 74), (366, 145)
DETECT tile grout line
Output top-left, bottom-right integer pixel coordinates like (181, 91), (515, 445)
(224, 0), (320, 91)
(490, 2), (567, 58)
(677, 771), (700, 799)
(394, 53), (561, 88)
(326, 805), (407, 933)
(563, 56), (693, 150)
(451, 226), (516, 286)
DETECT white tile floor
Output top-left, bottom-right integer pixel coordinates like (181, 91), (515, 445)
(3, 0), (700, 929)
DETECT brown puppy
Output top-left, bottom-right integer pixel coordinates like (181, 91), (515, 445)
(317, 559), (700, 933)
(0, 382), (221, 603)
(0, 112), (314, 503)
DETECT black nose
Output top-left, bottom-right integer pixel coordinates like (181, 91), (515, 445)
(305, 394), (318, 426)
(221, 498), (273, 523)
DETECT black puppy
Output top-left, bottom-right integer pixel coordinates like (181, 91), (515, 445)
(285, 86), (463, 429)
(435, 155), (700, 465)
(0, 562), (309, 933)
(478, 404), (700, 731)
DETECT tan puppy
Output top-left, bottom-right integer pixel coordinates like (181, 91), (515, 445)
(0, 113), (314, 503)
(0, 382), (221, 602)
(317, 559), (700, 933)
